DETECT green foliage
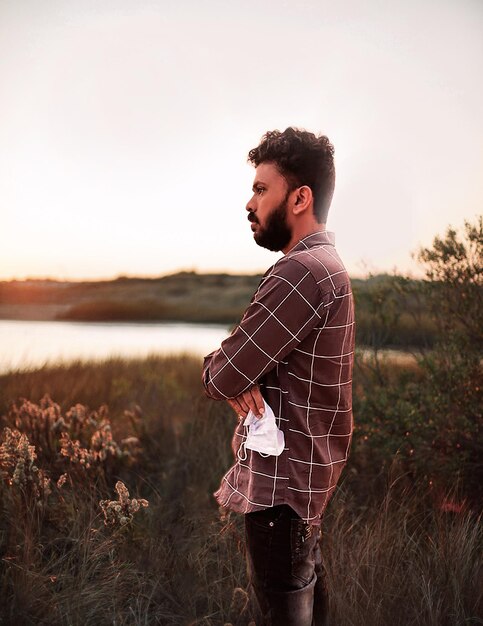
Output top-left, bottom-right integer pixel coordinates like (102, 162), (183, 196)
(416, 215), (483, 349)
(351, 216), (483, 505)
(353, 274), (437, 349)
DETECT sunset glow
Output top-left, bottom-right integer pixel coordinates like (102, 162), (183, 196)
(1, 0), (482, 281)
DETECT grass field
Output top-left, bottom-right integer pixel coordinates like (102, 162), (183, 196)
(0, 353), (481, 625)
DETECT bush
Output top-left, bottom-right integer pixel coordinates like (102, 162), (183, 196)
(351, 216), (482, 506)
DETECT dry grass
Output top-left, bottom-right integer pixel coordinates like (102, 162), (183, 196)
(324, 480), (482, 626)
(0, 354), (481, 625)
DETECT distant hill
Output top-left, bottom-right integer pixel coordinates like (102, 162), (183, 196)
(0, 271), (435, 347)
(0, 272), (263, 324)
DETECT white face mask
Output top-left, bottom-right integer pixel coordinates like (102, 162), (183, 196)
(238, 400), (285, 459)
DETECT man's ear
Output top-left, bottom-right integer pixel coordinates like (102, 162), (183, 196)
(292, 186), (313, 215)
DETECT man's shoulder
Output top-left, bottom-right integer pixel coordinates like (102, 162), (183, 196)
(269, 253), (311, 278)
(252, 255), (321, 305)
(283, 242), (351, 292)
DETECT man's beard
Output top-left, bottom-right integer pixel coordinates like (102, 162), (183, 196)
(252, 194), (292, 252)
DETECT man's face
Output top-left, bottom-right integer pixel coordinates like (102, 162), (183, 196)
(246, 162), (293, 252)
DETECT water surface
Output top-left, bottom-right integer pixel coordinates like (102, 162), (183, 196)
(0, 320), (230, 374)
(0, 320), (417, 375)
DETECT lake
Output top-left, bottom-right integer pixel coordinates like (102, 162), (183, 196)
(0, 320), (230, 374)
(0, 319), (417, 375)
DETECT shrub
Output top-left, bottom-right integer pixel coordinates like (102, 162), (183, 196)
(351, 216), (482, 506)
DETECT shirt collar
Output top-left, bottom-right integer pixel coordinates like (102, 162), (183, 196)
(285, 229), (336, 256)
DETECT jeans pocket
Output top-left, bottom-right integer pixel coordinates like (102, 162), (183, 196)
(290, 518), (317, 586)
(246, 506), (295, 590)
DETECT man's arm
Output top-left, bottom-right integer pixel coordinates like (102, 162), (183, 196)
(202, 257), (326, 401)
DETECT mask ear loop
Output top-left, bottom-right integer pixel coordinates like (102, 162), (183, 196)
(237, 422), (248, 461)
(237, 441), (247, 461)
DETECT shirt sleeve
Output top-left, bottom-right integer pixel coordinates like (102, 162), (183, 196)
(201, 257), (326, 400)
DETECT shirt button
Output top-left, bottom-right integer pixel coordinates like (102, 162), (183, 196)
(269, 521), (274, 527)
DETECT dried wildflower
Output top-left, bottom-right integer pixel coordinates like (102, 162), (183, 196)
(0, 427), (51, 501)
(60, 433), (95, 468)
(56, 473), (68, 488)
(90, 423), (122, 460)
(121, 436), (140, 446)
(0, 428), (37, 487)
(5, 395), (66, 461)
(2, 395), (142, 484)
(120, 436), (141, 457)
(123, 404), (145, 437)
(99, 480), (148, 528)
(34, 470), (52, 500)
(50, 416), (68, 435)
(65, 402), (88, 424)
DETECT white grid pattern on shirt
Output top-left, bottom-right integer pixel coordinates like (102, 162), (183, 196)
(204, 230), (355, 524)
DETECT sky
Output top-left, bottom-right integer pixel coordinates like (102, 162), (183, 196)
(0, 0), (482, 281)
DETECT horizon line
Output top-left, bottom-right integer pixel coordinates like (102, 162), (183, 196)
(0, 267), (424, 283)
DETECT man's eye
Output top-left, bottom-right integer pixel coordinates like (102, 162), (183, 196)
(256, 187), (265, 195)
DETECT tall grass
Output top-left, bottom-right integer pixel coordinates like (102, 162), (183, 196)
(0, 355), (481, 625)
(324, 480), (482, 626)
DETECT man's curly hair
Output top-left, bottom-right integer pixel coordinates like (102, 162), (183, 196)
(247, 127), (335, 223)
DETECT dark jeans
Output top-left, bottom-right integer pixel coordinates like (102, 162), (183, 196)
(244, 504), (329, 625)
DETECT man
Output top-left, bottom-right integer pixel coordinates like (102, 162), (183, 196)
(202, 127), (355, 626)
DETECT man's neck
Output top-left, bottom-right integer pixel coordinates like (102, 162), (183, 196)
(282, 222), (327, 255)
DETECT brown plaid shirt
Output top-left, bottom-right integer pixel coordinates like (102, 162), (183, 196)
(202, 230), (355, 525)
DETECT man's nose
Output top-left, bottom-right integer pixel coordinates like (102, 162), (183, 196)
(246, 195), (256, 213)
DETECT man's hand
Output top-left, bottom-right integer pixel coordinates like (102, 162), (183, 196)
(226, 384), (265, 419)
